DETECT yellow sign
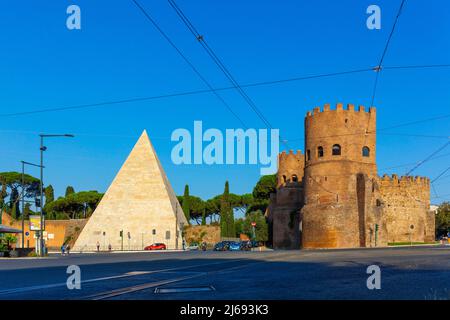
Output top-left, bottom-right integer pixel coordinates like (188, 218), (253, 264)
(29, 215), (42, 231)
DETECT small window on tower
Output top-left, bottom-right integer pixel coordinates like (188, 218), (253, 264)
(292, 174), (298, 182)
(307, 150), (311, 161)
(363, 146), (370, 157)
(332, 144), (341, 156)
(283, 175), (287, 183)
(318, 146), (324, 158)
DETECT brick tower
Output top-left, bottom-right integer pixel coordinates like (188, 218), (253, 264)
(301, 103), (379, 248)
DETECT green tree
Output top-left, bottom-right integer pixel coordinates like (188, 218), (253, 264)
(247, 174), (276, 213)
(10, 202), (20, 220)
(201, 208), (207, 225)
(3, 234), (17, 250)
(178, 194), (205, 225)
(242, 210), (268, 242)
(9, 188), (20, 219)
(45, 185), (55, 205)
(182, 185), (191, 224)
(45, 191), (103, 220)
(234, 218), (245, 236)
(65, 186), (75, 197)
(0, 177), (6, 208)
(23, 203), (33, 219)
(252, 174), (276, 200)
(0, 172), (40, 216)
(436, 202), (450, 237)
(220, 181), (235, 238)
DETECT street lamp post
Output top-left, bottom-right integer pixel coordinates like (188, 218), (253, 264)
(21, 161), (44, 249)
(38, 134), (74, 256)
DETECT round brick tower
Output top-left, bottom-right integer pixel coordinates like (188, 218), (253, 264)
(277, 150), (304, 188)
(302, 103), (377, 248)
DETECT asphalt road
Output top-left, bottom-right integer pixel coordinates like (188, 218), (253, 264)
(0, 246), (449, 300)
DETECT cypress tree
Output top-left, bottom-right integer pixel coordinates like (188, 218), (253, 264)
(0, 178), (6, 208)
(23, 203), (31, 219)
(45, 185), (55, 205)
(182, 185), (191, 224)
(11, 203), (20, 220)
(9, 188), (20, 219)
(201, 208), (206, 226)
(220, 181), (235, 237)
(65, 186), (75, 197)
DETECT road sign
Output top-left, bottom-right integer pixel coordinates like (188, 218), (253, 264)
(25, 232), (29, 236)
(251, 222), (256, 227)
(29, 215), (42, 231)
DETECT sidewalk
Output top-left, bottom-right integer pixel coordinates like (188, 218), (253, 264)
(56, 249), (186, 254)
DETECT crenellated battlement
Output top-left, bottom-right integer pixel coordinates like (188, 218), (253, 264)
(279, 150), (303, 161)
(305, 103), (376, 118)
(378, 174), (430, 187)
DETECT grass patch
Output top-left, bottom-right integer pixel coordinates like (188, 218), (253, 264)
(388, 242), (439, 246)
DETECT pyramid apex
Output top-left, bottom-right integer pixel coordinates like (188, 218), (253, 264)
(137, 129), (152, 145)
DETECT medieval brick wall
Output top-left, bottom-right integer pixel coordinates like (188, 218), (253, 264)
(270, 186), (303, 249)
(269, 102), (434, 249)
(377, 175), (433, 243)
(1, 212), (87, 250)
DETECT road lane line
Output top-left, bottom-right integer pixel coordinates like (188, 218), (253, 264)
(0, 257), (257, 296)
(84, 253), (297, 300)
(86, 273), (208, 300)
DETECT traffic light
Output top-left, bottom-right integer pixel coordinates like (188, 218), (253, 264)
(127, 232), (131, 239)
(35, 198), (41, 208)
(120, 230), (123, 237)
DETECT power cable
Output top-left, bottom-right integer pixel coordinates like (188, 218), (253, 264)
(431, 166), (450, 184)
(378, 114), (450, 131)
(405, 140), (450, 176)
(167, 0), (287, 146)
(0, 68), (372, 118)
(131, 0), (248, 128)
(1, 62), (447, 118)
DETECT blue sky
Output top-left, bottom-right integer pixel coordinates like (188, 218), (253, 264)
(0, 0), (449, 205)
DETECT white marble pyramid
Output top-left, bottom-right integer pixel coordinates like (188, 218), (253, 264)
(73, 130), (187, 252)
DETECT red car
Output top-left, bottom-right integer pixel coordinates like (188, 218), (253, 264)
(144, 243), (167, 250)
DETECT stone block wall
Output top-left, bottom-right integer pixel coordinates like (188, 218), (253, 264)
(378, 175), (432, 243)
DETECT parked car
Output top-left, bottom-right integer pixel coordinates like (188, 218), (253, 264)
(229, 241), (241, 251)
(213, 241), (230, 251)
(144, 243), (166, 250)
(250, 240), (261, 248)
(240, 241), (251, 251)
(187, 243), (199, 250)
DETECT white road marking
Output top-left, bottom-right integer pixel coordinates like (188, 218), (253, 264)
(0, 257), (260, 296)
(84, 252), (297, 300)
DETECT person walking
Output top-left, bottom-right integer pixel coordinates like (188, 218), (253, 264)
(60, 244), (66, 256)
(66, 245), (71, 255)
(108, 244), (112, 252)
(96, 241), (100, 252)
